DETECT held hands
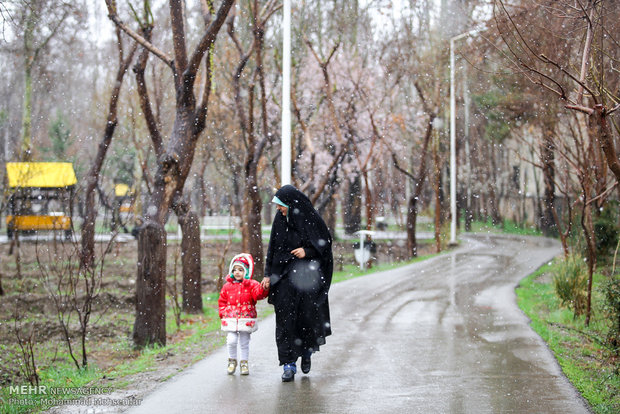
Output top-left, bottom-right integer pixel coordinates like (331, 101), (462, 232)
(291, 247), (306, 259)
(261, 277), (270, 290)
(261, 248), (305, 290)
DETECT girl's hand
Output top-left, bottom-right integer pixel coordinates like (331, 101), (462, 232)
(261, 277), (270, 289)
(291, 247), (306, 258)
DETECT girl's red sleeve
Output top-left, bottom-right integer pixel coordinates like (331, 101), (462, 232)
(252, 280), (269, 301)
(218, 286), (228, 319)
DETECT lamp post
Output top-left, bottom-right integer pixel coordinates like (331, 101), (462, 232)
(281, 0), (291, 186)
(449, 27), (484, 245)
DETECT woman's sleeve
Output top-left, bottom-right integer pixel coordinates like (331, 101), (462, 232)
(265, 229), (276, 276)
(303, 244), (319, 259)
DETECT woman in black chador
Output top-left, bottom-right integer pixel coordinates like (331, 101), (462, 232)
(261, 185), (333, 382)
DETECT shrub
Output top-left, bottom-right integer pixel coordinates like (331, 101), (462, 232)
(594, 202), (619, 258)
(553, 255), (588, 319)
(602, 275), (620, 355)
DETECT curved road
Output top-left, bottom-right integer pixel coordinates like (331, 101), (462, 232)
(125, 234), (590, 414)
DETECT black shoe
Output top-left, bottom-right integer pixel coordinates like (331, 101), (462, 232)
(301, 355), (311, 374)
(282, 369), (295, 382)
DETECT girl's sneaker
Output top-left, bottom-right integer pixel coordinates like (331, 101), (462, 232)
(227, 358), (237, 375)
(240, 360), (249, 375)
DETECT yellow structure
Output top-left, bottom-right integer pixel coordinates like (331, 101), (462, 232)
(114, 183), (130, 197)
(5, 162), (76, 238)
(6, 162), (77, 188)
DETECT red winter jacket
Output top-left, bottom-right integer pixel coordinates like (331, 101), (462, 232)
(218, 276), (268, 332)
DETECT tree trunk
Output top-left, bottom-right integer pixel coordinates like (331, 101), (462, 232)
(362, 170), (374, 231)
(343, 175), (362, 235)
(180, 210), (202, 313)
(487, 142), (502, 225)
(242, 166), (264, 279)
(198, 159), (208, 218)
(581, 191), (596, 326)
(133, 221), (167, 347)
(432, 140), (442, 253)
(406, 196), (419, 257)
(595, 105), (620, 184)
(21, 63), (33, 160)
(21, 6), (36, 161)
(323, 194), (338, 238)
(540, 121), (557, 236)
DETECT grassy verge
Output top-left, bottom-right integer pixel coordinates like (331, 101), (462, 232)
(468, 217), (543, 236)
(516, 262), (620, 413)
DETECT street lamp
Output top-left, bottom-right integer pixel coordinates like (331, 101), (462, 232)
(281, 0), (291, 186)
(449, 27), (485, 245)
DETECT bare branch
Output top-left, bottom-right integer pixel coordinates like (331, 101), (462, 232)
(186, 0), (235, 80)
(105, 0), (174, 70)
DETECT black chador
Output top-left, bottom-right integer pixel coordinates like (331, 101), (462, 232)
(265, 185), (333, 365)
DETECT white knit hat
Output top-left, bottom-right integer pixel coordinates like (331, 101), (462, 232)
(228, 253), (255, 279)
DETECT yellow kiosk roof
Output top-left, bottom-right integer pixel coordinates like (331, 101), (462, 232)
(115, 183), (130, 197)
(6, 162), (77, 188)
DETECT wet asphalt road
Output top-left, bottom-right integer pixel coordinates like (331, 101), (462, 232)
(126, 233), (590, 414)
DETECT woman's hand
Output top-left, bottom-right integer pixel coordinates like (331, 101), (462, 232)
(261, 276), (270, 289)
(291, 247), (306, 258)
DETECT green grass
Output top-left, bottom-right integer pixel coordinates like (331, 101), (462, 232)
(0, 366), (103, 414)
(469, 218), (542, 236)
(516, 262), (619, 413)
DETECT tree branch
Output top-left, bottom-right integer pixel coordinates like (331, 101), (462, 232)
(186, 0), (235, 81)
(105, 0), (174, 70)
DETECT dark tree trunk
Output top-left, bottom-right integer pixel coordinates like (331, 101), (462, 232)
(133, 221), (167, 347)
(180, 210), (202, 313)
(540, 123), (557, 236)
(323, 194), (338, 238)
(486, 142), (502, 225)
(362, 170), (374, 231)
(432, 139), (442, 253)
(343, 175), (362, 235)
(581, 189), (596, 326)
(242, 167), (264, 279)
(406, 196), (418, 257)
(464, 187), (473, 231)
(596, 105), (620, 184)
(198, 159), (208, 218)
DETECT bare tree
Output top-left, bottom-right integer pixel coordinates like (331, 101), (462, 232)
(495, 0), (620, 325)
(5, 0), (82, 160)
(495, 0), (619, 180)
(106, 0), (235, 347)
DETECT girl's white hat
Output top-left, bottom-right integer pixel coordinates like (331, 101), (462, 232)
(228, 253), (255, 279)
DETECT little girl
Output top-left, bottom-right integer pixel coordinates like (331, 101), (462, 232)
(218, 253), (269, 375)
